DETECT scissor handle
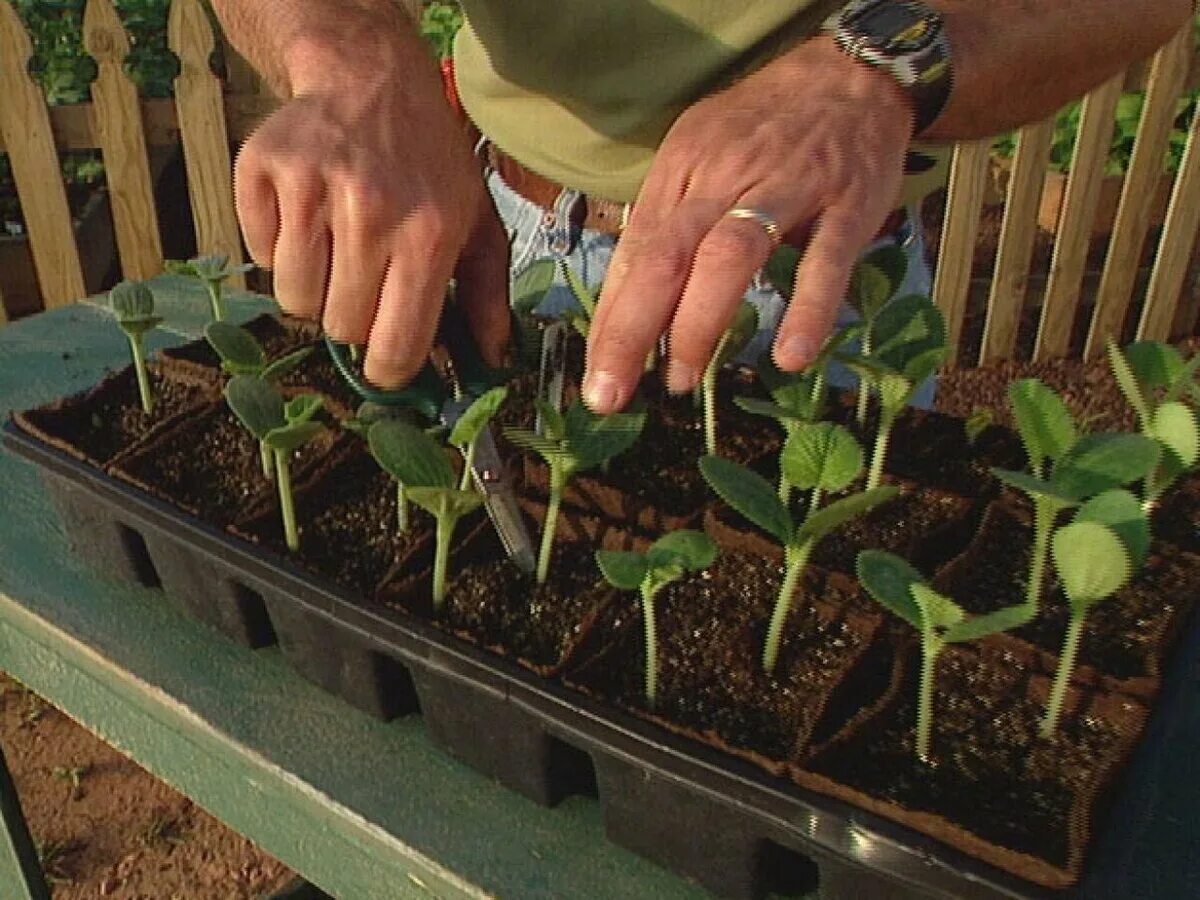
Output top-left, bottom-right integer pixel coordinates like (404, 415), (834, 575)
(324, 338), (447, 420)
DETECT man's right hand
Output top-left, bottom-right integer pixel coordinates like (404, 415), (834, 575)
(232, 25), (510, 388)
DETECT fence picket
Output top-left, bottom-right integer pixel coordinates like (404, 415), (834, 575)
(0, 0), (86, 308)
(1138, 81), (1200, 342)
(1085, 27), (1192, 358)
(83, 0), (163, 281)
(1034, 74), (1124, 360)
(169, 0), (245, 288)
(978, 115), (1054, 364)
(932, 140), (990, 365)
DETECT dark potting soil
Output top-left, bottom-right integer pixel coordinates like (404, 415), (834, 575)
(235, 443), (433, 596)
(936, 499), (1200, 686)
(883, 407), (1026, 499)
(160, 313), (319, 370)
(803, 643), (1144, 873)
(17, 363), (213, 465)
(390, 537), (614, 672)
(1155, 472), (1200, 555)
(112, 404), (336, 527)
(278, 342), (360, 411)
(571, 552), (884, 762)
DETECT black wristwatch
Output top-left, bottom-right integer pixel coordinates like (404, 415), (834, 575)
(822, 0), (953, 135)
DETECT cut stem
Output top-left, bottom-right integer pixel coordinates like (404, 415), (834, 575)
(917, 634), (941, 764)
(259, 440), (273, 480)
(274, 448), (299, 552)
(702, 359), (720, 457)
(128, 336), (154, 414)
(866, 412), (893, 491)
(1041, 611), (1085, 736)
(396, 481), (409, 532)
(854, 331), (873, 426)
(763, 541), (813, 672)
(536, 470), (565, 584)
(642, 589), (659, 707)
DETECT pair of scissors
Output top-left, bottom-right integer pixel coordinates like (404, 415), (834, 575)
(324, 314), (537, 573)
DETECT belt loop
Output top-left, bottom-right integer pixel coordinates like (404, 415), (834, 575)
(546, 187), (584, 257)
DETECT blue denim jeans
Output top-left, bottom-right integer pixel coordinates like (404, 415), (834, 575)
(486, 165), (936, 407)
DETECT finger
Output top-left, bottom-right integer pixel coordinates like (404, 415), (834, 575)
(233, 156), (279, 269)
(584, 200), (719, 413)
(272, 181), (331, 320)
(322, 183), (393, 344)
(666, 198), (817, 393)
(364, 212), (459, 388)
(455, 203), (512, 367)
(773, 205), (875, 371)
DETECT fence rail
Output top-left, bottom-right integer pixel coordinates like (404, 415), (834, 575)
(1, 1), (1198, 366)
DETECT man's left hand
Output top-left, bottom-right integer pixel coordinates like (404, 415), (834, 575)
(582, 36), (915, 414)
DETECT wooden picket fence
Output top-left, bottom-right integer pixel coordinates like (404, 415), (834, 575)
(0, 1), (1197, 366)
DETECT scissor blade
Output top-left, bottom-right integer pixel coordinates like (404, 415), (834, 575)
(536, 321), (570, 435)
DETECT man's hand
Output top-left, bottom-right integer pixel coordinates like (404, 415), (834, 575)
(233, 27), (510, 388)
(582, 36), (914, 414)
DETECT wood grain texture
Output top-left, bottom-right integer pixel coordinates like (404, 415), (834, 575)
(169, 0), (245, 289)
(1138, 84), (1200, 341)
(1085, 27), (1192, 358)
(979, 116), (1055, 364)
(0, 0), (86, 307)
(83, 0), (163, 281)
(1034, 75), (1125, 360)
(932, 140), (990, 365)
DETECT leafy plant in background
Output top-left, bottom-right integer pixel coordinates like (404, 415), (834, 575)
(166, 255), (253, 322)
(994, 378), (1159, 619)
(224, 376), (325, 552)
(418, 0), (463, 61)
(1107, 339), (1200, 509)
(108, 279), (161, 414)
(700, 301), (758, 457)
(846, 244), (907, 425)
(856, 551), (1031, 764)
(1041, 490), (1149, 735)
(596, 531), (718, 707)
(505, 399), (647, 584)
(700, 438), (897, 673)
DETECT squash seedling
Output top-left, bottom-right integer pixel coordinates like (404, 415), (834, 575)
(166, 254), (253, 322)
(700, 301), (758, 456)
(846, 245), (908, 426)
(856, 550), (1032, 764)
(596, 530), (718, 707)
(993, 378), (1159, 618)
(447, 387), (509, 492)
(839, 294), (947, 490)
(1041, 489), (1149, 735)
(108, 280), (162, 414)
(1107, 339), (1200, 509)
(368, 418), (482, 609)
(701, 430), (898, 673)
(224, 376), (325, 552)
(505, 399), (647, 584)
(205, 321), (314, 478)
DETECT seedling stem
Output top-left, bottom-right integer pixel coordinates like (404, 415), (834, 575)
(763, 541), (813, 672)
(128, 334), (153, 414)
(275, 448), (299, 551)
(1041, 614), (1084, 736)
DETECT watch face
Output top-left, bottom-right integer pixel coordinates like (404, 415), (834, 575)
(847, 2), (940, 54)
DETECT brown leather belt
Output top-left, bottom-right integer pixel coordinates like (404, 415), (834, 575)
(485, 142), (909, 242)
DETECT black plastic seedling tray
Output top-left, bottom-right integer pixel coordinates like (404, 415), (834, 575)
(5, 420), (1195, 900)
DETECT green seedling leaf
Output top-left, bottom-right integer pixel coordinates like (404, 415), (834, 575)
(368, 419), (456, 489)
(564, 401), (647, 472)
(872, 294), (947, 375)
(700, 455), (793, 545)
(561, 261), (597, 320)
(224, 375), (285, 440)
(782, 422), (863, 492)
(504, 428), (568, 464)
(877, 371), (916, 415)
(713, 302), (760, 370)
(1107, 338), (1151, 425)
(535, 399), (567, 442)
(405, 486), (484, 520)
(911, 583), (966, 632)
(943, 603), (1035, 642)
(964, 406), (996, 446)
(862, 243), (908, 296)
(596, 550), (649, 590)
(1009, 378), (1077, 469)
(646, 530), (718, 571)
(1053, 432), (1161, 500)
(261, 347), (313, 382)
(1148, 401), (1199, 470)
(855, 550), (922, 629)
(264, 420), (324, 452)
(734, 397), (809, 424)
(1124, 340), (1184, 392)
(448, 387), (508, 449)
(1074, 489), (1150, 569)
(166, 254), (250, 282)
(991, 467), (1079, 506)
(109, 280), (156, 321)
(1164, 351), (1200, 404)
(511, 259), (558, 316)
(1053, 521), (1132, 613)
(796, 486), (899, 543)
(848, 262), (892, 321)
(205, 321), (264, 371)
(284, 393), (324, 425)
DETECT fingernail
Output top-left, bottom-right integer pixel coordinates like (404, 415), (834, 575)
(665, 359), (699, 394)
(777, 335), (819, 369)
(583, 370), (624, 412)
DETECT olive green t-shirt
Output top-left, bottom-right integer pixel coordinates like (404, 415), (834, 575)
(455, 0), (949, 206)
